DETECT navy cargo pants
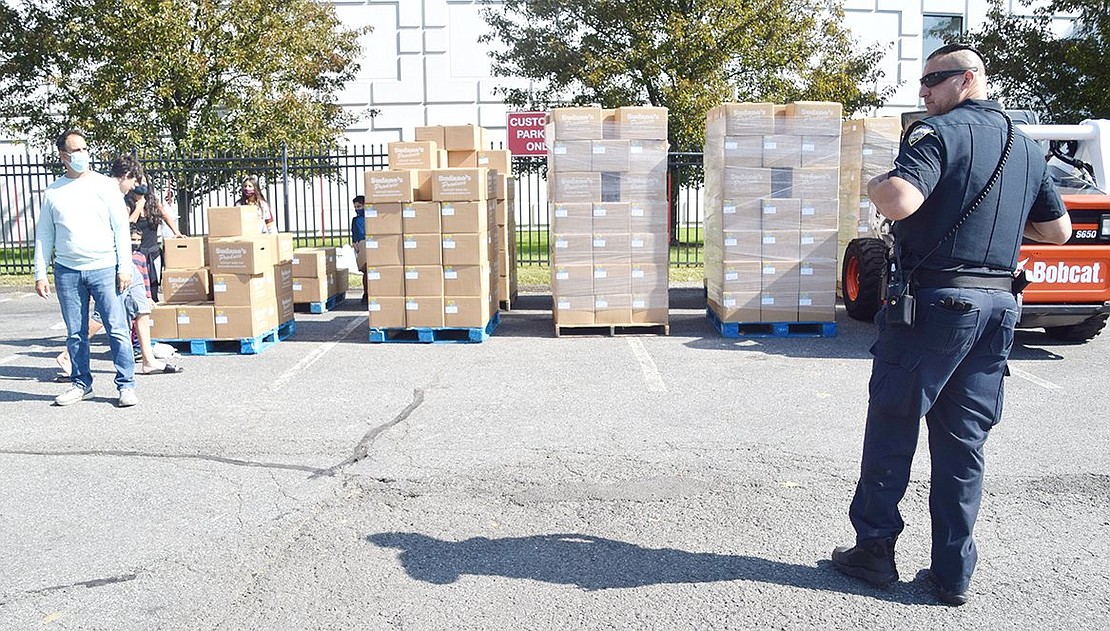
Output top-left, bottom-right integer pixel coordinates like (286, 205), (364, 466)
(848, 286), (1020, 593)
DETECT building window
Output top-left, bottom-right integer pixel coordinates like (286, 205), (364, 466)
(923, 14), (964, 59)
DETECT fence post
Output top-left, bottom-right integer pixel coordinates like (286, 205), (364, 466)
(281, 142), (290, 231)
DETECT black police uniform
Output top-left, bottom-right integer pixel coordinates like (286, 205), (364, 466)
(848, 99), (1066, 594)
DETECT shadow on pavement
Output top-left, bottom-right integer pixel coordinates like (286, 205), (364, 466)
(366, 531), (936, 604)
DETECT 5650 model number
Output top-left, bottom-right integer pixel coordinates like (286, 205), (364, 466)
(1075, 229), (1098, 240)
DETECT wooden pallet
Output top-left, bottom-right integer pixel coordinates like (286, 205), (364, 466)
(706, 308), (836, 338)
(368, 312), (501, 344)
(159, 320), (296, 355)
(295, 292), (345, 314)
(554, 322), (670, 337)
(498, 290), (519, 312)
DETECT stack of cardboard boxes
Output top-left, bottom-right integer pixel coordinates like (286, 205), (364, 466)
(838, 117), (901, 273)
(359, 124), (503, 329)
(547, 105), (670, 329)
(703, 102), (842, 324)
(291, 246), (343, 305)
(150, 206), (295, 341)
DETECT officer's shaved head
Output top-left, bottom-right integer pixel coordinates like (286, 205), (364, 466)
(927, 43), (988, 75)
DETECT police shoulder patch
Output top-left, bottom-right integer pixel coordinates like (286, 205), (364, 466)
(907, 124), (935, 146)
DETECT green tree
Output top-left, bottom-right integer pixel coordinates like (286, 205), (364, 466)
(480, 0), (892, 151)
(0, 0), (369, 154)
(967, 0), (1110, 123)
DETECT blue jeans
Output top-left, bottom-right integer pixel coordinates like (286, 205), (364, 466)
(54, 264), (135, 391)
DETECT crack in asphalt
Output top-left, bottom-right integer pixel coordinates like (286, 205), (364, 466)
(312, 388), (426, 479)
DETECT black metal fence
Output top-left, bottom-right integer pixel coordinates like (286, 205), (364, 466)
(0, 146), (704, 275)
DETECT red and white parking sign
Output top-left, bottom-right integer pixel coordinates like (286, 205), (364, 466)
(506, 111), (547, 156)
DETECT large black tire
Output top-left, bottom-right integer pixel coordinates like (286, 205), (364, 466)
(842, 238), (889, 322)
(1044, 314), (1108, 342)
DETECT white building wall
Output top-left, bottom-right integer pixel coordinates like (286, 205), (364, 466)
(330, 0), (1079, 146)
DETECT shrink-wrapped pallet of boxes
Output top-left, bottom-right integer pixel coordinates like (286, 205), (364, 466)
(838, 117), (901, 279)
(362, 125), (501, 340)
(703, 102), (842, 334)
(547, 106), (670, 335)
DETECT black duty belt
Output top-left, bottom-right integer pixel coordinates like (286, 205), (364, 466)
(913, 269), (1013, 291)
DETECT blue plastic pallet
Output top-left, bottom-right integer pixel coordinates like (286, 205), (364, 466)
(296, 292), (345, 314)
(369, 312), (500, 344)
(159, 320), (297, 355)
(706, 308), (836, 338)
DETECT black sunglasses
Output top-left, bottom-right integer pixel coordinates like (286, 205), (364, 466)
(919, 67), (976, 88)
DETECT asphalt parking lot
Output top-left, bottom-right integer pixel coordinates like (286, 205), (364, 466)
(1, 285), (1108, 630)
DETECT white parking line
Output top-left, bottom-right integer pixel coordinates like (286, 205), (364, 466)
(1009, 365), (1061, 390)
(626, 337), (667, 393)
(270, 317), (364, 390)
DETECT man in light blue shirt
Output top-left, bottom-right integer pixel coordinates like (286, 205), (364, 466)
(34, 131), (140, 407)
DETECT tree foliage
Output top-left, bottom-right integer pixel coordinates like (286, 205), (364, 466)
(967, 0), (1110, 123)
(0, 0), (369, 155)
(480, 0), (891, 151)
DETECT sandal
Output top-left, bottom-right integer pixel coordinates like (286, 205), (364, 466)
(143, 364), (184, 375)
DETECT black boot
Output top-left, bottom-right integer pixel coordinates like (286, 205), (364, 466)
(831, 537), (898, 588)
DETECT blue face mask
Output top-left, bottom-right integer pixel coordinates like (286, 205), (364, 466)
(67, 150), (89, 174)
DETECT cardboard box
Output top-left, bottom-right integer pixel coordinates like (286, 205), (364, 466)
(797, 291), (836, 321)
(552, 264), (593, 297)
(161, 268), (211, 303)
(591, 233), (630, 264)
(628, 201), (669, 233)
(549, 141), (593, 172)
(631, 264), (668, 294)
(722, 230), (762, 260)
(364, 203), (404, 234)
(784, 101), (843, 136)
(592, 202), (630, 234)
(476, 150), (511, 174)
(594, 293), (632, 325)
(619, 170), (667, 202)
(414, 125), (445, 146)
(274, 233), (294, 263)
(214, 302), (278, 339)
(550, 233), (593, 265)
(329, 268), (349, 298)
(800, 135), (841, 168)
(628, 233), (667, 265)
(553, 294), (594, 325)
(211, 272), (276, 307)
(404, 296), (445, 327)
(761, 135), (803, 168)
(443, 295), (493, 328)
(441, 232), (491, 266)
(447, 150), (478, 168)
(149, 304), (178, 340)
(631, 289), (669, 324)
(762, 230), (800, 261)
(208, 236), (275, 275)
(723, 136), (764, 167)
(550, 107), (603, 140)
(718, 103), (776, 136)
(723, 167), (773, 198)
(207, 206), (262, 237)
(365, 265), (405, 296)
(440, 201), (489, 234)
(761, 198), (802, 231)
(292, 275), (330, 303)
(401, 201), (441, 234)
(800, 260), (838, 292)
(709, 294), (761, 323)
(550, 172), (602, 203)
(174, 304), (215, 339)
(403, 265), (444, 296)
(628, 140), (669, 172)
(591, 140), (630, 172)
(389, 141), (439, 169)
(431, 168), (489, 201)
(273, 261), (294, 295)
(443, 125), (485, 151)
(592, 264), (631, 295)
(799, 229), (838, 261)
(616, 106), (668, 140)
(163, 237), (207, 269)
(277, 290), (294, 324)
(402, 233), (443, 266)
(800, 198), (839, 230)
(363, 235), (404, 267)
(760, 291), (798, 322)
(551, 203), (593, 234)
(443, 264), (491, 296)
(367, 296), (406, 328)
(365, 170), (418, 204)
(791, 168), (840, 198)
(717, 261), (763, 294)
(291, 248), (336, 277)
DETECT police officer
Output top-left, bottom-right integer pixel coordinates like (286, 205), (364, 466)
(831, 44), (1073, 606)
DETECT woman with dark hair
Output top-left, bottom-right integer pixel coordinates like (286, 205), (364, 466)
(235, 175), (276, 233)
(128, 176), (182, 302)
